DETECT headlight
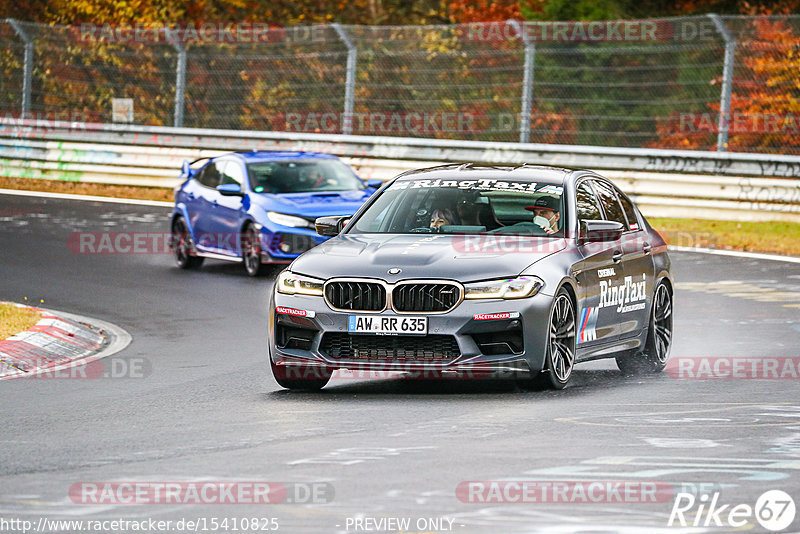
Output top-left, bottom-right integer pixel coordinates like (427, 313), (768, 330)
(276, 271), (324, 296)
(464, 276), (544, 300)
(267, 212), (312, 228)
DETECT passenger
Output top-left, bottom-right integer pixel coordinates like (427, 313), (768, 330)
(430, 208), (456, 230)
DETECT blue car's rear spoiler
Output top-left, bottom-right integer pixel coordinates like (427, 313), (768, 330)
(179, 157), (211, 179)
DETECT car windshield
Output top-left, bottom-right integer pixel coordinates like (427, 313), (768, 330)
(247, 159), (364, 194)
(350, 178), (565, 236)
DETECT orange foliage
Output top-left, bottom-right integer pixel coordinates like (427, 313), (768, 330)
(448, 0), (526, 22)
(650, 15), (800, 153)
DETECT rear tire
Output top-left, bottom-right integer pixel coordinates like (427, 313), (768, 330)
(172, 217), (204, 270)
(270, 358), (331, 390)
(517, 288), (576, 391)
(616, 281), (673, 374)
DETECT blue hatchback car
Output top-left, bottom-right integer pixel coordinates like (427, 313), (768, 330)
(171, 151), (381, 276)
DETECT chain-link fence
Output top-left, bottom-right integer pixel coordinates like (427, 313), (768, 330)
(1, 16), (798, 154)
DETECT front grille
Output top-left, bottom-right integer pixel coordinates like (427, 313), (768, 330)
(320, 333), (460, 362)
(325, 281), (386, 311)
(392, 283), (460, 312)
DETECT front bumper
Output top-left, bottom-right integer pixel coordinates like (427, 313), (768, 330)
(268, 289), (554, 378)
(260, 229), (327, 263)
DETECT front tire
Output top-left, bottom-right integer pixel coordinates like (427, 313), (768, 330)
(172, 217), (204, 270)
(518, 288), (576, 390)
(616, 281), (673, 374)
(242, 224), (266, 277)
(270, 358), (331, 390)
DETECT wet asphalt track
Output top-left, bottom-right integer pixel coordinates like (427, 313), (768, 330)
(1, 192), (800, 533)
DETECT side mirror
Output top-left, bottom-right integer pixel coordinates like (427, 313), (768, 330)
(580, 220), (624, 243)
(217, 183), (244, 197)
(365, 179), (383, 189)
(315, 215), (351, 237)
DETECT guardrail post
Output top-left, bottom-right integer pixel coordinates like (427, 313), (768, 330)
(331, 23), (357, 135)
(508, 20), (535, 144)
(707, 14), (735, 152)
(7, 19), (33, 115)
(172, 43), (187, 128)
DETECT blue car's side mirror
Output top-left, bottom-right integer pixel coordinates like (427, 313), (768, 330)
(217, 183), (245, 197)
(366, 179), (383, 188)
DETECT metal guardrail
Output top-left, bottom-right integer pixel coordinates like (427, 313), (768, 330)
(1, 121), (799, 222)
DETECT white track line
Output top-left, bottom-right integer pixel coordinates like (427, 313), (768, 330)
(0, 188), (173, 207)
(2, 188), (799, 264)
(668, 245), (800, 264)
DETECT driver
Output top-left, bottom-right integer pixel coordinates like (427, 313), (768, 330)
(300, 166), (325, 188)
(530, 196), (561, 234)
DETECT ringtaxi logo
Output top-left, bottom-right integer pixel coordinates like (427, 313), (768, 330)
(669, 490), (796, 531)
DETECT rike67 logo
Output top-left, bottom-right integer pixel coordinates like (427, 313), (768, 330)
(669, 490), (796, 531)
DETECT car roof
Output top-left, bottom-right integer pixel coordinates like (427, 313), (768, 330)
(223, 151), (341, 163)
(394, 163), (573, 183)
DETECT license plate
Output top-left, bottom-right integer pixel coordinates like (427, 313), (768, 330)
(348, 315), (428, 335)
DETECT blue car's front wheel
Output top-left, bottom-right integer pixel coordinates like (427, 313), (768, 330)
(242, 224), (266, 277)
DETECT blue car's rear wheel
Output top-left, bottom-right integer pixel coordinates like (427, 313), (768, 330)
(172, 217), (204, 270)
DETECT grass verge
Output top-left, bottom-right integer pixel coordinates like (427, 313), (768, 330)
(650, 217), (800, 257)
(0, 176), (173, 202)
(2, 177), (799, 257)
(0, 303), (42, 341)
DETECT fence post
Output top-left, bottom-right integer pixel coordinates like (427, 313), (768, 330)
(172, 43), (187, 128)
(707, 14), (735, 152)
(508, 20), (535, 144)
(331, 23), (357, 135)
(7, 19), (33, 115)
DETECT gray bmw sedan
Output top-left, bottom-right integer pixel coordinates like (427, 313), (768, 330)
(268, 163), (673, 390)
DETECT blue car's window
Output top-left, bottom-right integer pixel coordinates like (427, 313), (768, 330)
(247, 160), (364, 194)
(350, 178), (565, 237)
(219, 161), (245, 187)
(197, 162), (222, 189)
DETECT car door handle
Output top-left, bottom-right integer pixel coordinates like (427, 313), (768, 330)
(186, 192), (195, 200)
(612, 251), (623, 263)
(643, 242), (652, 254)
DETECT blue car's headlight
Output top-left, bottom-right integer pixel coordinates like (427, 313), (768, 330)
(267, 212), (312, 229)
(464, 276), (544, 300)
(276, 271), (325, 296)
